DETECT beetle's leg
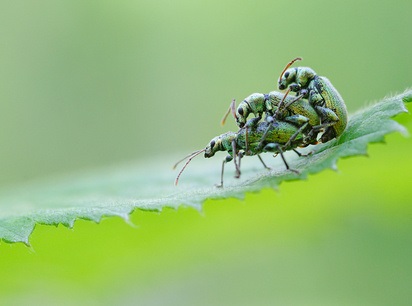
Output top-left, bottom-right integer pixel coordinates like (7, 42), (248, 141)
(216, 154), (233, 188)
(257, 154), (271, 170)
(315, 106), (339, 123)
(289, 83), (301, 92)
(231, 139), (241, 178)
(238, 151), (245, 172)
(273, 88), (291, 119)
(302, 128), (320, 145)
(257, 116), (275, 150)
(292, 149), (312, 157)
(280, 93), (305, 113)
(308, 89), (324, 107)
(245, 126), (249, 154)
(311, 121), (337, 132)
(216, 160), (225, 188)
(264, 143), (299, 174)
(264, 94), (273, 112)
(275, 87), (306, 119)
(243, 116), (261, 154)
(299, 88), (309, 97)
(283, 114), (309, 126)
(311, 106), (340, 143)
(320, 127), (338, 143)
(283, 122), (308, 149)
(244, 116), (261, 128)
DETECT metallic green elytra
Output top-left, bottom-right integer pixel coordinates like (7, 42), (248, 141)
(233, 91), (320, 128)
(311, 75), (348, 142)
(278, 58), (348, 143)
(266, 91), (320, 127)
(174, 118), (306, 187)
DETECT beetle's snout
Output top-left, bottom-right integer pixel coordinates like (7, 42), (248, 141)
(204, 149), (216, 158)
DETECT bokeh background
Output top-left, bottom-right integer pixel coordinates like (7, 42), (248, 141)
(1, 1), (412, 305)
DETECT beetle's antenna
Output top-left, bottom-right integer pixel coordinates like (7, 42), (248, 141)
(278, 57), (302, 81)
(221, 99), (237, 126)
(173, 149), (204, 169)
(174, 148), (206, 185)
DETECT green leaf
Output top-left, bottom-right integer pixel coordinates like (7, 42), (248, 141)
(0, 90), (411, 245)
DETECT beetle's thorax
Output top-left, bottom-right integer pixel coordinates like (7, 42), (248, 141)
(296, 67), (316, 87)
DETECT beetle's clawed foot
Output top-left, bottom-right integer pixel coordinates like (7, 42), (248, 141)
(298, 150), (313, 157)
(289, 168), (300, 175)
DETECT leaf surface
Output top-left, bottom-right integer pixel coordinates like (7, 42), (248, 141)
(0, 90), (411, 245)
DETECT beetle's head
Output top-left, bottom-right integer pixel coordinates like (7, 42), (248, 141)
(173, 132), (236, 185)
(204, 132), (236, 158)
(204, 135), (224, 158)
(278, 68), (296, 90)
(235, 104), (248, 127)
(278, 57), (302, 90)
(235, 93), (266, 127)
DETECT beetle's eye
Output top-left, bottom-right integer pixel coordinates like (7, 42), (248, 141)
(284, 71), (290, 79)
(238, 107), (244, 116)
(210, 140), (215, 148)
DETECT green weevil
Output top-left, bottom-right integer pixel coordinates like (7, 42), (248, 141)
(174, 117), (308, 187)
(277, 57), (348, 143)
(222, 91), (320, 128)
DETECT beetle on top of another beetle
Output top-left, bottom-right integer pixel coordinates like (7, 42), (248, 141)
(174, 58), (348, 186)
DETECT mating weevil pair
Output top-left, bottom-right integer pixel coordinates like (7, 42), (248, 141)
(222, 57), (348, 145)
(174, 58), (348, 187)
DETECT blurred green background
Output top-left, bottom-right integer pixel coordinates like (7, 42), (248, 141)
(1, 1), (412, 305)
